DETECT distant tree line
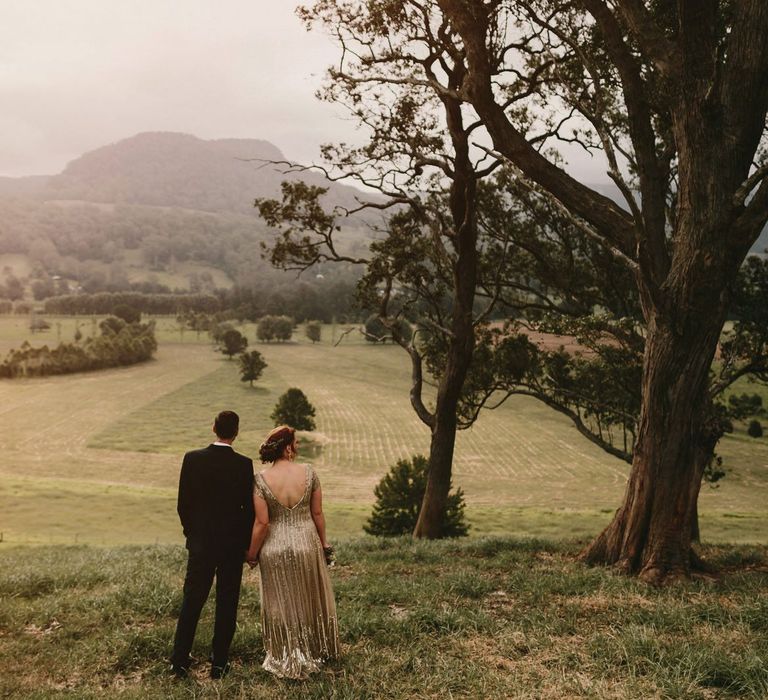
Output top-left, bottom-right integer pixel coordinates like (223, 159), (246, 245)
(32, 277), (364, 324)
(218, 277), (362, 324)
(43, 292), (221, 316)
(0, 316), (157, 378)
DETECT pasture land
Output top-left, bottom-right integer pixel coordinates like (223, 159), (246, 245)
(0, 539), (766, 699)
(0, 316), (766, 545)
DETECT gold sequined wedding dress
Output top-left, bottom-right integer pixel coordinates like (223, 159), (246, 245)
(254, 465), (340, 679)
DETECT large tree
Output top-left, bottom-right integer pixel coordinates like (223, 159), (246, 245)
(451, 172), (768, 545)
(435, 0), (768, 582)
(259, 1), (512, 538)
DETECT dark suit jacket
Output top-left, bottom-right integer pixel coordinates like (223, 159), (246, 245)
(177, 444), (255, 553)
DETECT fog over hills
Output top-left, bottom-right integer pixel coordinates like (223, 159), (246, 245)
(0, 175), (50, 197)
(0, 131), (370, 215)
(0, 132), (763, 300)
(1, 132), (764, 253)
(0, 133), (376, 298)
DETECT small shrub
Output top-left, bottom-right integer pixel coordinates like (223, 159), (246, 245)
(29, 317), (51, 332)
(238, 350), (267, 386)
(747, 419), (763, 438)
(305, 321), (322, 343)
(365, 455), (469, 538)
(219, 328), (248, 359)
(271, 387), (316, 430)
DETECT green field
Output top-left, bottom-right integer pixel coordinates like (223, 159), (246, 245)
(1, 316), (766, 546)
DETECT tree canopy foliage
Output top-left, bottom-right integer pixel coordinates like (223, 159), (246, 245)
(365, 455), (469, 538)
(270, 388), (317, 431)
(256, 315), (294, 343)
(219, 328), (248, 359)
(239, 350), (268, 387)
(305, 321), (322, 343)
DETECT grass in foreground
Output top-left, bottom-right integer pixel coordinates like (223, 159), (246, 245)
(0, 538), (766, 699)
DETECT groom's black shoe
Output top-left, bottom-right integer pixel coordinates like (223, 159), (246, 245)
(210, 661), (231, 680)
(170, 654), (197, 679)
(170, 662), (190, 679)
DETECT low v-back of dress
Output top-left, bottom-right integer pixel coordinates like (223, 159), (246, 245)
(254, 465), (340, 678)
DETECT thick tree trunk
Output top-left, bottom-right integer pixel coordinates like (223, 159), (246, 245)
(690, 496), (700, 544)
(412, 307), (476, 538)
(580, 308), (726, 583)
(437, 0), (768, 577)
(413, 391), (461, 538)
(412, 87), (479, 539)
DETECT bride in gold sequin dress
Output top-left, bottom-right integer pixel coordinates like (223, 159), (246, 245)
(246, 425), (340, 679)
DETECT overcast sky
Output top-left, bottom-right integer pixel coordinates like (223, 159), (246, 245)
(0, 1), (608, 181)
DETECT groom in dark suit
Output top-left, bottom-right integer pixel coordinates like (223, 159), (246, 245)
(170, 410), (255, 679)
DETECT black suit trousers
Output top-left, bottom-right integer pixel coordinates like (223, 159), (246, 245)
(171, 545), (244, 667)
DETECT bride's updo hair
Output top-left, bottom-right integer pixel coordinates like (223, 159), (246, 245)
(259, 425), (296, 463)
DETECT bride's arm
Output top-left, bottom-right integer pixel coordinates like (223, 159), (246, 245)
(310, 486), (329, 549)
(246, 493), (269, 563)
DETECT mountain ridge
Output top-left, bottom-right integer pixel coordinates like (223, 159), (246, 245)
(0, 131), (370, 216)
(0, 132), (765, 254)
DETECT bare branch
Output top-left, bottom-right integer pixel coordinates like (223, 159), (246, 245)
(475, 144), (641, 272)
(733, 162), (768, 208)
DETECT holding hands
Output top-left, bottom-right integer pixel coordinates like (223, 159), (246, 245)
(245, 548), (259, 569)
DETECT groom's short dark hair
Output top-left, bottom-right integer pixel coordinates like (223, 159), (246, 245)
(214, 410), (239, 439)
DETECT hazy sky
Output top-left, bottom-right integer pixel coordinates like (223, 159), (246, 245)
(0, 1), (608, 181)
(0, 1), (349, 176)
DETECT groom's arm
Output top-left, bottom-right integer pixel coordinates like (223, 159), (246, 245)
(242, 458), (256, 541)
(177, 453), (195, 537)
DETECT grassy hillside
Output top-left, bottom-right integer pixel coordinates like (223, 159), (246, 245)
(0, 318), (766, 546)
(0, 539), (766, 699)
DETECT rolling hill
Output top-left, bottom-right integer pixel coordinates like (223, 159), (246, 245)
(0, 132), (374, 295)
(1, 131), (370, 214)
(0, 133), (765, 302)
